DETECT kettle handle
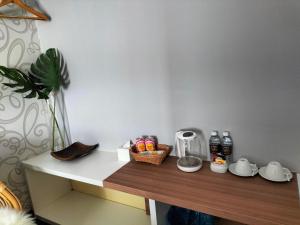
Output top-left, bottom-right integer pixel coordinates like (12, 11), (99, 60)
(175, 132), (185, 158)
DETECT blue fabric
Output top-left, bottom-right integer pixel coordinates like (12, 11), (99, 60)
(167, 206), (215, 225)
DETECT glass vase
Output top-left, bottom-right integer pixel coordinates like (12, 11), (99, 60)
(47, 89), (71, 152)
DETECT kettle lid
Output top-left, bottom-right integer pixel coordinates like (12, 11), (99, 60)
(176, 130), (197, 140)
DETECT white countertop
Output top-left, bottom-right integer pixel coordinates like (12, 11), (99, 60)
(22, 150), (127, 186)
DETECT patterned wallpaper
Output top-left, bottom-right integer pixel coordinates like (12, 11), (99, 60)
(0, 18), (51, 211)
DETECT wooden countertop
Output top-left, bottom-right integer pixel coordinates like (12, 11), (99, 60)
(104, 157), (300, 225)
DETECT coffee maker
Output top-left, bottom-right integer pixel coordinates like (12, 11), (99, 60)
(175, 130), (204, 172)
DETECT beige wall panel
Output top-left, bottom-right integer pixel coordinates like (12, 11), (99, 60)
(71, 181), (145, 210)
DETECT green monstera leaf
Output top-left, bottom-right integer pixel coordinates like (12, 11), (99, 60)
(0, 48), (69, 99)
(0, 66), (49, 99)
(30, 48), (70, 93)
(0, 48), (70, 151)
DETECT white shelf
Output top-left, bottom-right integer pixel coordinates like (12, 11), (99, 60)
(23, 150), (126, 186)
(36, 191), (150, 225)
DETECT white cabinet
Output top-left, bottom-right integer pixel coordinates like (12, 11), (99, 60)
(23, 151), (151, 225)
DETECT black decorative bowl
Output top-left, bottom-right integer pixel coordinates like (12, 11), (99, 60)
(51, 142), (99, 161)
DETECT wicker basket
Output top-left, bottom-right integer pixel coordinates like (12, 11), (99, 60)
(0, 181), (22, 210)
(130, 144), (172, 165)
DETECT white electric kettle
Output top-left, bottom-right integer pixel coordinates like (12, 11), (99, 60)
(175, 130), (203, 172)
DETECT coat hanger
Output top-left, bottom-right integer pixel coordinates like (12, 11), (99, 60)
(0, 0), (49, 20)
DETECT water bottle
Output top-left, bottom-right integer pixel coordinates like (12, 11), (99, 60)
(222, 131), (233, 163)
(209, 130), (221, 162)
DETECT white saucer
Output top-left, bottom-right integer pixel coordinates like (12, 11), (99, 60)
(229, 163), (258, 177)
(259, 167), (293, 182)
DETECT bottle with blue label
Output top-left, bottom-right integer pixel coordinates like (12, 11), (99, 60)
(221, 131), (233, 163)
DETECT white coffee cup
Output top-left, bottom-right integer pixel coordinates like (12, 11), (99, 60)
(235, 158), (256, 176)
(265, 161), (289, 180)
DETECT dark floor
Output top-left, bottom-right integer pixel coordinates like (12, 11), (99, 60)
(28, 211), (52, 225)
(36, 219), (51, 225)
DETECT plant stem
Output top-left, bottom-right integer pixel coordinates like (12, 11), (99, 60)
(47, 97), (65, 151)
(51, 98), (55, 152)
(56, 90), (70, 145)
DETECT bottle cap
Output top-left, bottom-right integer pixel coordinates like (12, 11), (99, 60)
(210, 130), (218, 136)
(223, 131), (230, 136)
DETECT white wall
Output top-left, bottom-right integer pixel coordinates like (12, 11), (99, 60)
(36, 0), (173, 147)
(37, 0), (300, 171)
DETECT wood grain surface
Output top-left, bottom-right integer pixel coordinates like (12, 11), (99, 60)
(104, 157), (300, 225)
